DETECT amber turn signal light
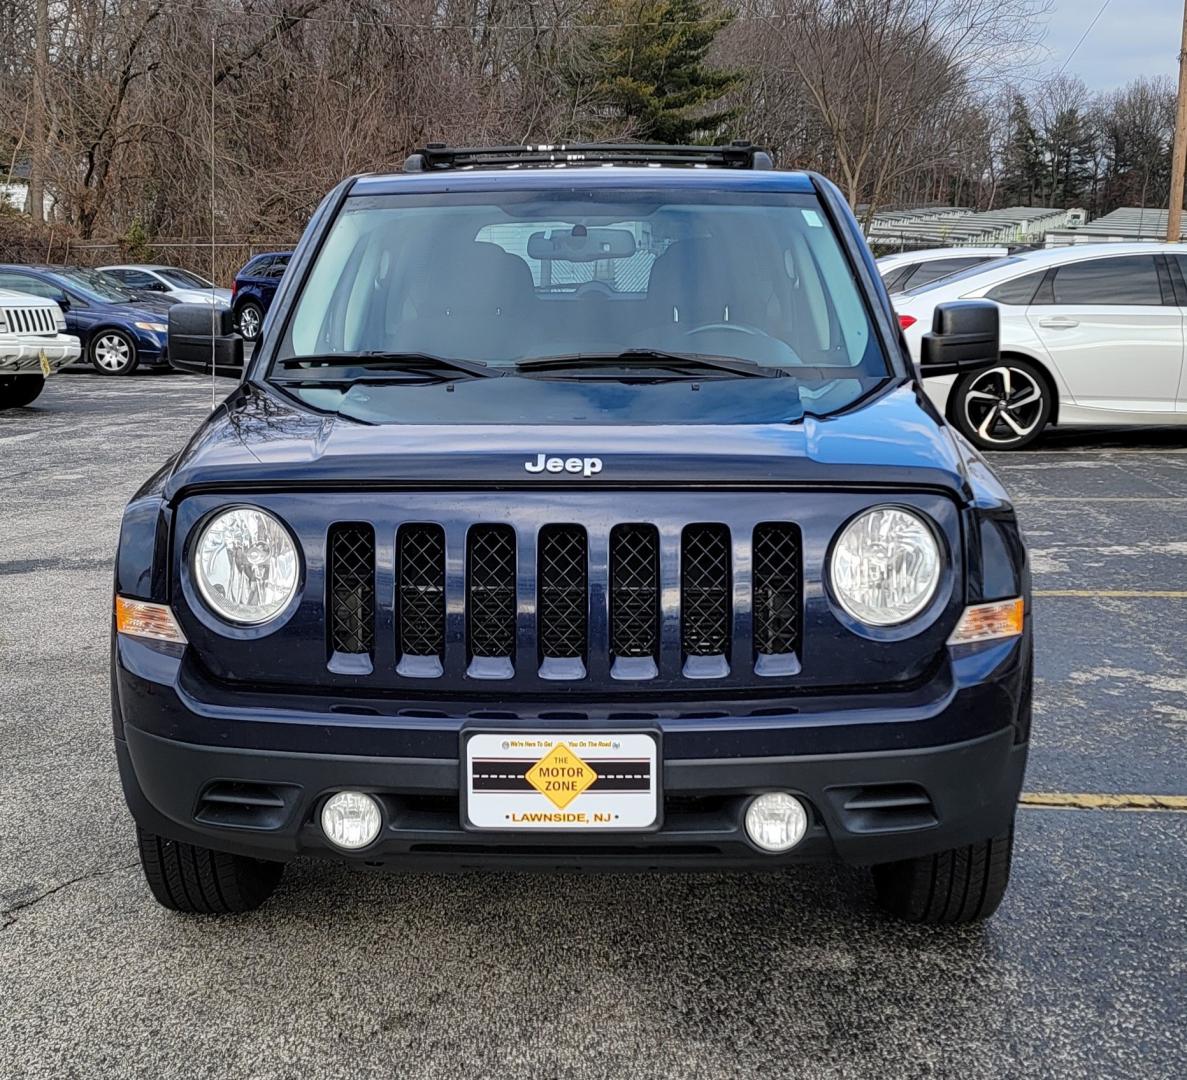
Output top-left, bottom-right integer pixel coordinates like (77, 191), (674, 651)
(947, 598), (1024, 646)
(115, 596), (188, 645)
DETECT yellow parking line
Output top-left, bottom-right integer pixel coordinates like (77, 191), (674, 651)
(1021, 792), (1187, 811)
(1034, 589), (1187, 598)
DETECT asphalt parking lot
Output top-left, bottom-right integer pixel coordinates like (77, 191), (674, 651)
(2, 373), (1185, 1079)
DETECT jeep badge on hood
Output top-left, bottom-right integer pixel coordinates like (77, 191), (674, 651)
(524, 454), (603, 477)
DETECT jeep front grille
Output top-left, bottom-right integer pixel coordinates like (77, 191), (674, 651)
(610, 524), (660, 679)
(753, 522), (802, 663)
(681, 524), (731, 677)
(2, 305), (56, 335)
(322, 514), (803, 685)
(537, 524), (588, 677)
(466, 524), (517, 678)
(327, 523), (375, 669)
(397, 523), (446, 677)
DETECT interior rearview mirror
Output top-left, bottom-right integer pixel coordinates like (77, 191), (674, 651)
(527, 227), (636, 262)
(919, 300), (999, 378)
(168, 303), (245, 378)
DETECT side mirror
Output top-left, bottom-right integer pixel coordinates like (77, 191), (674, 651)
(919, 300), (999, 378)
(168, 303), (244, 378)
(54, 294), (71, 312)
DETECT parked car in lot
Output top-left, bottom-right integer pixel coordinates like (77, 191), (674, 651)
(0, 288), (81, 407)
(114, 143), (1030, 924)
(100, 264), (232, 307)
(0, 265), (172, 376)
(230, 250), (291, 340)
(893, 242), (1187, 450)
(877, 246), (1008, 293)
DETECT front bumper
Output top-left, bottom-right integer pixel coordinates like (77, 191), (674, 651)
(113, 632), (1030, 871)
(0, 334), (81, 374)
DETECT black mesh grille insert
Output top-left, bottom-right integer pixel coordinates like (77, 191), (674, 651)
(538, 525), (587, 659)
(398, 524), (445, 657)
(467, 525), (516, 658)
(681, 524), (731, 656)
(328, 524), (375, 655)
(753, 522), (801, 656)
(610, 524), (659, 659)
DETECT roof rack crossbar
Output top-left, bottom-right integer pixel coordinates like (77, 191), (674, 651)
(402, 142), (774, 173)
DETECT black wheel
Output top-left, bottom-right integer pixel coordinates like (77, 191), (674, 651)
(136, 826), (284, 914)
(951, 357), (1051, 451)
(236, 300), (263, 341)
(872, 826), (1014, 924)
(90, 329), (139, 375)
(0, 374), (46, 408)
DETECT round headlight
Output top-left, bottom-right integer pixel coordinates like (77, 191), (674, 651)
(193, 507), (299, 624)
(830, 507), (941, 626)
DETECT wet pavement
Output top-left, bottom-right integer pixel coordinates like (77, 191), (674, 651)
(2, 373), (1184, 1079)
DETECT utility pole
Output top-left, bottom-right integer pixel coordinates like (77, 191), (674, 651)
(1168, 0), (1187, 241)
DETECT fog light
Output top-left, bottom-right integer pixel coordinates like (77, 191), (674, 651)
(745, 792), (808, 853)
(320, 791), (382, 850)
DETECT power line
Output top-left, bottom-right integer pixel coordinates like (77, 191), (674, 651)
(1054, 0), (1112, 78)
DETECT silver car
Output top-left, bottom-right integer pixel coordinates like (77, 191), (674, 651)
(100, 264), (232, 307)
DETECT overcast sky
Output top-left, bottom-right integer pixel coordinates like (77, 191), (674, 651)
(1040, 0), (1182, 90)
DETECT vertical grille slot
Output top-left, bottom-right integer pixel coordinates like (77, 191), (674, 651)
(466, 525), (516, 679)
(610, 524), (660, 680)
(327, 523), (375, 673)
(681, 524), (731, 678)
(537, 524), (588, 679)
(397, 523), (445, 678)
(753, 522), (802, 676)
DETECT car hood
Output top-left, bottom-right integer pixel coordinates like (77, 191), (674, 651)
(100, 299), (174, 320)
(162, 380), (976, 501)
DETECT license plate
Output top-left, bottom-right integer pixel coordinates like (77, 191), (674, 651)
(463, 732), (659, 830)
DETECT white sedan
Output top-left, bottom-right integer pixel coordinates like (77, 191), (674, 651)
(893, 242), (1187, 450)
(0, 289), (81, 408)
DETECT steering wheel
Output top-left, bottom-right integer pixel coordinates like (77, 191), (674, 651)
(684, 321), (765, 339)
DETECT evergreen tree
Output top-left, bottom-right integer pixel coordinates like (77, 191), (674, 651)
(999, 95), (1044, 206)
(575, 0), (743, 143)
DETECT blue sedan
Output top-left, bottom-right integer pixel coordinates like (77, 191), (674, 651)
(0, 265), (174, 375)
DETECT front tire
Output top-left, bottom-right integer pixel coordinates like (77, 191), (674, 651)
(951, 358), (1051, 451)
(136, 827), (284, 914)
(90, 330), (139, 376)
(0, 374), (46, 408)
(236, 300), (263, 341)
(872, 826), (1014, 924)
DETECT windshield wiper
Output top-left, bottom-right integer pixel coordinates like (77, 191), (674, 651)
(275, 351), (500, 382)
(515, 350), (780, 379)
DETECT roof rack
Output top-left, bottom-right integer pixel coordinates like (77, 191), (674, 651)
(402, 141), (775, 173)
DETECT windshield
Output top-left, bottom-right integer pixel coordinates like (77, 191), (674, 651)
(274, 188), (890, 421)
(160, 268), (214, 289)
(55, 268), (137, 304)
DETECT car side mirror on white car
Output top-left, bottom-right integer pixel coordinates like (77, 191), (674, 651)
(919, 300), (999, 378)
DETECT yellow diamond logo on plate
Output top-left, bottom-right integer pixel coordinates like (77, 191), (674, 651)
(525, 743), (598, 809)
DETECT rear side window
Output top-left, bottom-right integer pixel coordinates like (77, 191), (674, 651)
(1050, 256), (1163, 306)
(985, 270), (1047, 306)
(245, 256), (274, 276)
(880, 264), (916, 293)
(903, 257), (987, 290)
(0, 272), (57, 300)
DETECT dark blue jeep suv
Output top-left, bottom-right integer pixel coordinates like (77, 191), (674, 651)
(113, 144), (1030, 923)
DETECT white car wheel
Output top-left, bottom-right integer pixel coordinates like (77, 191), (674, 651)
(955, 361), (1050, 451)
